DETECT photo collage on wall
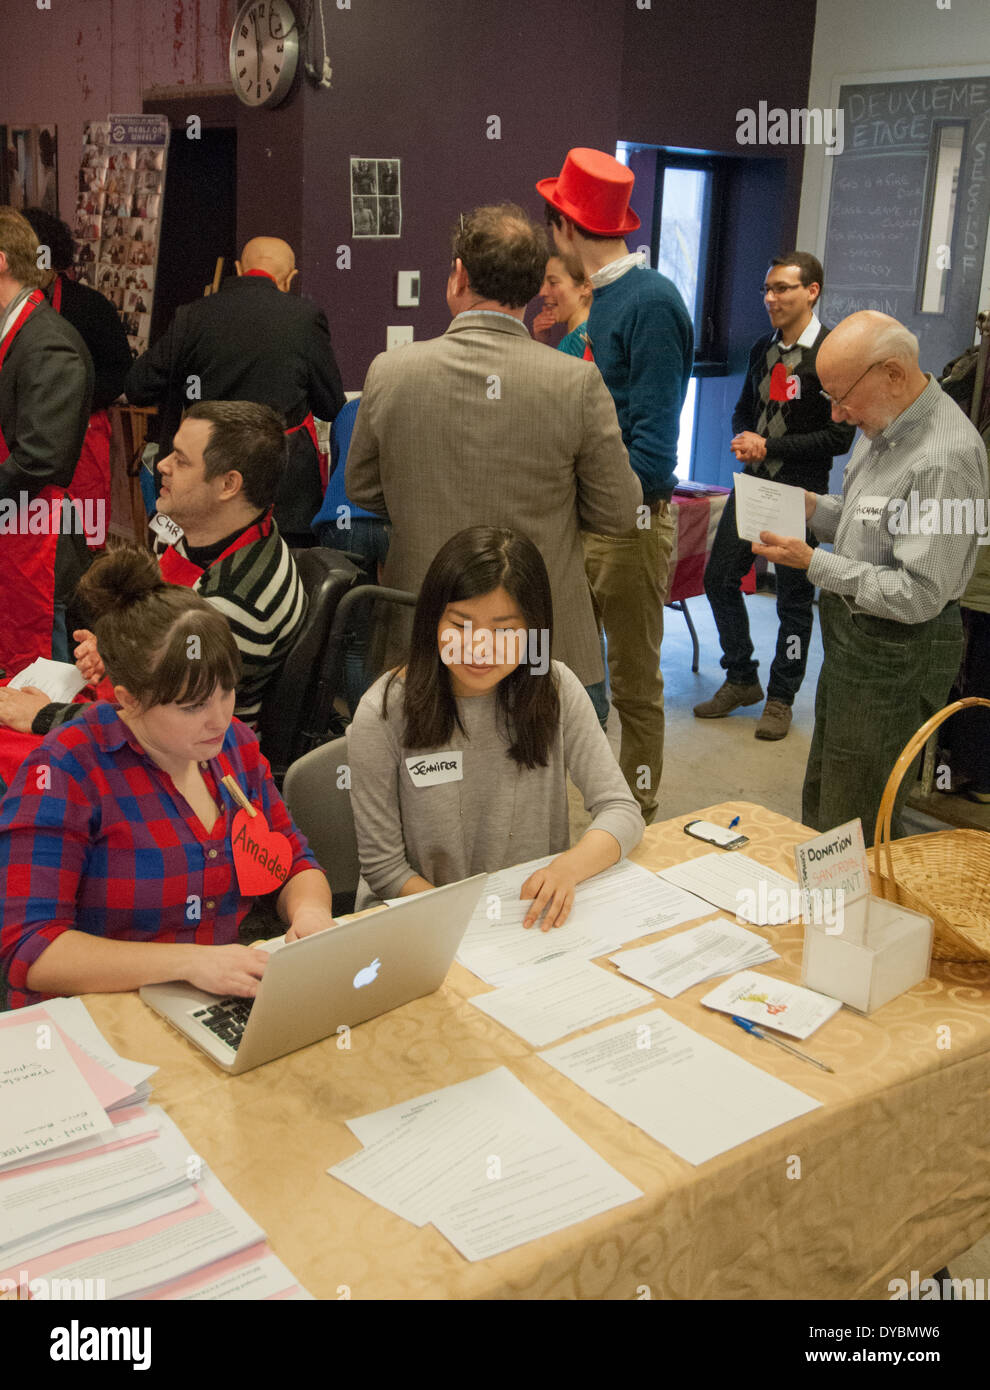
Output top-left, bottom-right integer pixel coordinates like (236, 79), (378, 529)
(350, 158), (401, 239)
(1, 125), (59, 213)
(72, 116), (169, 359)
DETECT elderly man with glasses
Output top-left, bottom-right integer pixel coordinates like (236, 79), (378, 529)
(695, 252), (854, 740)
(753, 309), (989, 841)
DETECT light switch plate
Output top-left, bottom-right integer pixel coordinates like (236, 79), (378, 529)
(387, 325), (414, 350)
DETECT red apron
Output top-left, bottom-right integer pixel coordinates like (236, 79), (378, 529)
(50, 273), (112, 549)
(0, 290), (67, 675)
(157, 510), (275, 587)
(242, 269), (327, 489)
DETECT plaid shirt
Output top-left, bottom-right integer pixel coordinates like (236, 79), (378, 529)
(0, 703), (318, 1010)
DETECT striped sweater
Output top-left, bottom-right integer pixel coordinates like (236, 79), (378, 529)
(32, 519), (307, 733)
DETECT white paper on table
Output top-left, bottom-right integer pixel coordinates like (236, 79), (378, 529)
(35, 998), (158, 1096)
(609, 918), (778, 999)
(8, 658), (86, 703)
(657, 853), (798, 926)
(733, 470), (808, 544)
(0, 1109), (158, 1174)
(700, 971), (842, 1039)
(330, 1095), (512, 1226)
(539, 1007), (820, 1166)
(0, 1120), (191, 1248)
(0, 1181), (198, 1271)
(0, 1023), (113, 1167)
(152, 1246), (310, 1301)
(457, 857), (711, 988)
(336, 1067), (641, 1260)
(469, 957), (653, 1046)
(33, 1165), (266, 1301)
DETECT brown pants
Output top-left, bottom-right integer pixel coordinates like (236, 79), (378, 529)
(583, 504), (675, 823)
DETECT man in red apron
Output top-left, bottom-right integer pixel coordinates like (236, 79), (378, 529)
(24, 207), (131, 552)
(125, 236), (344, 547)
(0, 208), (93, 674)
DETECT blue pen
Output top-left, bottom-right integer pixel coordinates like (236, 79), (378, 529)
(728, 816), (740, 829)
(731, 1015), (834, 1073)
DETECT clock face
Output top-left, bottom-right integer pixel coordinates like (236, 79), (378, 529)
(229, 0), (300, 108)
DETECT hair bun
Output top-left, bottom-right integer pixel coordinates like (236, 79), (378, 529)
(76, 545), (166, 622)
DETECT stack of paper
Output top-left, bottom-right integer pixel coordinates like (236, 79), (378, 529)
(329, 1067), (642, 1261)
(609, 918), (778, 999)
(470, 957), (653, 1046)
(457, 856), (713, 987)
(8, 657), (86, 703)
(700, 971), (842, 1039)
(0, 1002), (311, 1300)
(540, 1009), (821, 1166)
(657, 852), (800, 926)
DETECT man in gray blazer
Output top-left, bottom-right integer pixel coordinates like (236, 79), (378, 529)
(346, 203), (642, 692)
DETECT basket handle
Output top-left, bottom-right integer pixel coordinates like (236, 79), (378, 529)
(873, 696), (990, 895)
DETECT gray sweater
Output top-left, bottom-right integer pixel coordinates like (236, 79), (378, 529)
(347, 661), (644, 903)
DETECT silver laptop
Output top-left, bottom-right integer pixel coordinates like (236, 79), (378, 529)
(139, 875), (485, 1075)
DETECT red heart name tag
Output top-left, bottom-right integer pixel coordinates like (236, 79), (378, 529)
(769, 361), (791, 402)
(231, 807), (292, 895)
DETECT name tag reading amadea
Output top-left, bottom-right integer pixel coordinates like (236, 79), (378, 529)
(405, 751), (463, 787)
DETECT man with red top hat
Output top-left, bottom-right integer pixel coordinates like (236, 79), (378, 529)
(125, 236), (345, 547)
(537, 149), (694, 822)
(0, 206), (93, 675)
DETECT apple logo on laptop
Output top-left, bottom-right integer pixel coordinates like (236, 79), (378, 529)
(353, 957), (381, 990)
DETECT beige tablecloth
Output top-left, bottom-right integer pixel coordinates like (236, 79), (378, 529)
(84, 801), (990, 1299)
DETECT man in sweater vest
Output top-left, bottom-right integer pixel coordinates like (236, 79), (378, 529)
(694, 252), (854, 739)
(537, 149), (694, 823)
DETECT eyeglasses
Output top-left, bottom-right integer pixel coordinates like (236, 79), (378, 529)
(819, 359), (886, 406)
(761, 282), (804, 298)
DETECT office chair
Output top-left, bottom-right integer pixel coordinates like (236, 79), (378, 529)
(283, 736), (360, 915)
(257, 548), (361, 784)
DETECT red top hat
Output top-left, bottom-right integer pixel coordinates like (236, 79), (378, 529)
(536, 148), (640, 236)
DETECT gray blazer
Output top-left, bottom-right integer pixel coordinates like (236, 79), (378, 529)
(346, 312), (642, 684)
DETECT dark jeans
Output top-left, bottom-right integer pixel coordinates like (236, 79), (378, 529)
(803, 593), (964, 845)
(315, 516), (390, 712)
(944, 608), (990, 792)
(703, 490), (817, 704)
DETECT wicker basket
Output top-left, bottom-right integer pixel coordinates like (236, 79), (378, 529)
(871, 697), (990, 962)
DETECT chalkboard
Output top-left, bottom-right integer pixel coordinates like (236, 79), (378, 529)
(823, 75), (990, 372)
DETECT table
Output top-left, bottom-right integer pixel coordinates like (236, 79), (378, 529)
(81, 801), (990, 1300)
(668, 487), (756, 672)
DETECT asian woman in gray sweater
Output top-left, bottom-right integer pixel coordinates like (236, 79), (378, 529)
(347, 526), (643, 929)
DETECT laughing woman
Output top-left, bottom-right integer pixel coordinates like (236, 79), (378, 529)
(0, 548), (333, 1010)
(344, 526), (643, 929)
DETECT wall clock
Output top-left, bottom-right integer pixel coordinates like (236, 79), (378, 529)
(229, 0), (300, 108)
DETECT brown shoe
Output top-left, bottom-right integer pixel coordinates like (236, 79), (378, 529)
(693, 680), (764, 718)
(755, 698), (792, 740)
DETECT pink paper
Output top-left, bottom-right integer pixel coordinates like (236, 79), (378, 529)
(0, 1010), (134, 1110)
(143, 1239), (269, 1299)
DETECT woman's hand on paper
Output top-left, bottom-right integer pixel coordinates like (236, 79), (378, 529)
(519, 861), (578, 931)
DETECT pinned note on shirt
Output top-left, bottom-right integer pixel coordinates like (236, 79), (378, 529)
(405, 751), (463, 787)
(222, 775), (291, 896)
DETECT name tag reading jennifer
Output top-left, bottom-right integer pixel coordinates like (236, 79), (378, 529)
(405, 752), (464, 787)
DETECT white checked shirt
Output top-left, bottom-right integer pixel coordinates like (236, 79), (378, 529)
(808, 375), (989, 623)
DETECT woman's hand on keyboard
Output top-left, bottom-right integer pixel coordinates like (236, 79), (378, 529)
(185, 944), (269, 997)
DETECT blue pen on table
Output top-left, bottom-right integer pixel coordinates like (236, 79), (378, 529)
(728, 816), (740, 829)
(731, 1015), (834, 1073)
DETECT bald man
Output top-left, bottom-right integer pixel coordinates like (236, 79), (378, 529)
(753, 311), (988, 842)
(125, 238), (344, 543)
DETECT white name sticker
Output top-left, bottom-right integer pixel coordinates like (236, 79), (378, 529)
(405, 751), (463, 787)
(853, 496), (888, 526)
(150, 512), (184, 545)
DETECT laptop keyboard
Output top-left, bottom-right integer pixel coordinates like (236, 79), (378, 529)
(190, 997), (254, 1051)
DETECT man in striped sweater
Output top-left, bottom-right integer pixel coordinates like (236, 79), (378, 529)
(4, 401), (306, 734)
